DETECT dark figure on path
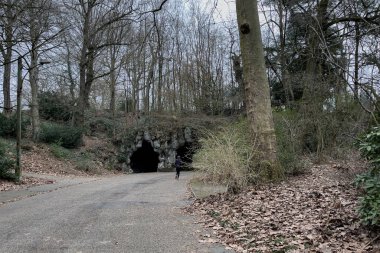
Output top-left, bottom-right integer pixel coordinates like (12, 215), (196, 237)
(175, 156), (182, 179)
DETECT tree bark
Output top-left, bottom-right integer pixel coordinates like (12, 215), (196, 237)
(74, 1), (92, 127)
(109, 46), (117, 116)
(156, 26), (164, 112)
(30, 41), (40, 141)
(300, 0), (329, 156)
(278, 1), (294, 105)
(302, 0), (329, 103)
(29, 3), (41, 141)
(15, 57), (23, 181)
(354, 22), (360, 101)
(1, 0), (15, 115)
(2, 47), (12, 114)
(236, 0), (279, 168)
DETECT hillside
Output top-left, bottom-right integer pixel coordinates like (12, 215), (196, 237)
(0, 135), (120, 192)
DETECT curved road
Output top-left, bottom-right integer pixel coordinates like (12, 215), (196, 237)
(0, 172), (229, 253)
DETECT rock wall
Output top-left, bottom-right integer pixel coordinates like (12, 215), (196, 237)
(120, 127), (194, 172)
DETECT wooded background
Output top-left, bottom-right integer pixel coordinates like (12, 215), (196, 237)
(0, 0), (379, 152)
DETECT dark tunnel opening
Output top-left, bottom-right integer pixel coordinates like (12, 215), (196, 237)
(130, 140), (159, 173)
(176, 142), (196, 170)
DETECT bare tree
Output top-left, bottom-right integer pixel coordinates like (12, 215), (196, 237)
(0, 0), (21, 114)
(68, 0), (133, 127)
(236, 0), (280, 170)
(22, 0), (58, 141)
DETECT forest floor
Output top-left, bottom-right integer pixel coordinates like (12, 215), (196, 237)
(0, 136), (121, 192)
(186, 157), (380, 253)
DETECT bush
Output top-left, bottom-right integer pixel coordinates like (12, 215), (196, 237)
(75, 158), (95, 172)
(298, 98), (368, 159)
(50, 143), (72, 159)
(355, 127), (380, 227)
(193, 119), (265, 192)
(355, 172), (380, 226)
(358, 127), (380, 164)
(39, 123), (82, 148)
(86, 117), (114, 136)
(38, 91), (72, 122)
(0, 113), (29, 137)
(273, 110), (304, 175)
(0, 140), (15, 180)
(71, 152), (100, 173)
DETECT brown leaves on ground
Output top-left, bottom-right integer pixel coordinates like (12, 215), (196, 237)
(22, 136), (120, 176)
(1, 136), (120, 192)
(22, 145), (87, 176)
(187, 162), (380, 252)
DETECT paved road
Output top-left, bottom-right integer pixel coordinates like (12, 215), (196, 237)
(0, 172), (230, 253)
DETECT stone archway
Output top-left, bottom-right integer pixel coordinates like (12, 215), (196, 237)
(130, 140), (159, 173)
(120, 127), (197, 172)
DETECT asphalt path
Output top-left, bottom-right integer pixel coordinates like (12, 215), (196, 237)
(0, 172), (231, 253)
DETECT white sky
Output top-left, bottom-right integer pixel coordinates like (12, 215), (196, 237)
(212, 0), (236, 22)
(198, 0), (237, 23)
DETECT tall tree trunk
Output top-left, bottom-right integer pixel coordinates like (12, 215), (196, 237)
(74, 3), (92, 127)
(30, 41), (40, 141)
(29, 4), (41, 141)
(157, 52), (163, 112)
(1, 0), (14, 115)
(302, 0), (329, 103)
(109, 46), (117, 116)
(278, 1), (294, 105)
(236, 0), (280, 172)
(84, 46), (95, 107)
(301, 0), (329, 156)
(2, 48), (12, 114)
(172, 60), (177, 111)
(144, 45), (156, 113)
(354, 22), (360, 101)
(64, 37), (76, 101)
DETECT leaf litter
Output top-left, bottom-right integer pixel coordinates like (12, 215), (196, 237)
(1, 136), (120, 193)
(186, 162), (380, 252)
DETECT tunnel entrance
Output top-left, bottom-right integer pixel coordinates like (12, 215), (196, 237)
(130, 140), (159, 173)
(176, 142), (196, 170)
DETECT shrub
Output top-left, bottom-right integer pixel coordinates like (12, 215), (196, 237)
(0, 113), (29, 137)
(38, 91), (72, 122)
(355, 127), (380, 227)
(50, 143), (72, 159)
(72, 152), (99, 173)
(273, 110), (304, 175)
(358, 127), (380, 164)
(355, 172), (380, 226)
(75, 159), (95, 173)
(0, 140), (15, 180)
(192, 119), (264, 192)
(86, 117), (114, 136)
(299, 98), (368, 159)
(39, 123), (82, 148)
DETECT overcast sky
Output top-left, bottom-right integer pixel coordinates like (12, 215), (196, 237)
(199, 0), (237, 23)
(213, 0), (236, 22)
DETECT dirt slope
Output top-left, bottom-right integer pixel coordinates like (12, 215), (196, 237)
(1, 136), (121, 192)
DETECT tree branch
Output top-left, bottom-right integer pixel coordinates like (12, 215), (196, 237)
(139, 0), (169, 16)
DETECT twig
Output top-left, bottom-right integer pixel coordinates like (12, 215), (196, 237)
(361, 234), (380, 251)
